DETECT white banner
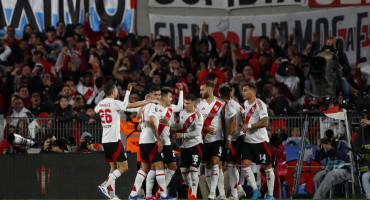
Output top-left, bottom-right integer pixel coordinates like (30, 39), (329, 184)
(149, 0), (307, 9)
(0, 0), (136, 36)
(149, 6), (370, 65)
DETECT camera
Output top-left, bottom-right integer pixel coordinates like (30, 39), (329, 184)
(320, 138), (329, 144)
(7, 133), (35, 147)
(84, 136), (95, 144)
(48, 138), (69, 150)
(277, 57), (290, 76)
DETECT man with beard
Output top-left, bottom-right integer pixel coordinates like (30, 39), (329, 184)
(196, 80), (225, 200)
(241, 82), (274, 200)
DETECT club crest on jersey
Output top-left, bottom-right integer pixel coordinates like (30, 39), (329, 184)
(252, 107), (256, 112)
(202, 107), (205, 110)
(214, 106), (219, 111)
(159, 109), (162, 112)
(189, 117), (193, 123)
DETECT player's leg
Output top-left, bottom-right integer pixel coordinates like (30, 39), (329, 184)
(163, 145), (177, 187)
(153, 160), (169, 198)
(145, 164), (156, 198)
(217, 160), (226, 199)
(99, 141), (127, 199)
(209, 141), (222, 200)
(129, 144), (150, 199)
(241, 142), (260, 200)
(109, 162), (118, 199)
(260, 142), (274, 200)
(203, 143), (212, 190)
(189, 144), (202, 200)
(180, 148), (192, 199)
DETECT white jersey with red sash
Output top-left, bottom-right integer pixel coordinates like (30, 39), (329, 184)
(149, 104), (176, 146)
(139, 103), (158, 144)
(225, 98), (244, 141)
(76, 81), (98, 105)
(243, 98), (269, 143)
(179, 109), (203, 148)
(196, 97), (225, 143)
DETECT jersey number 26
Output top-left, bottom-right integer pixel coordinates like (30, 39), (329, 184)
(99, 109), (112, 124)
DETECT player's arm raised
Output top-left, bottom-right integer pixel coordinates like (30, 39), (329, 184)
(172, 83), (184, 112)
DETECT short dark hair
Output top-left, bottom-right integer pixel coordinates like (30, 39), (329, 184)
(325, 129), (334, 139)
(185, 93), (197, 101)
(273, 84), (283, 95)
(243, 82), (257, 92)
(218, 83), (231, 99)
(161, 88), (173, 98)
(201, 80), (215, 89)
(148, 85), (161, 94)
(104, 82), (116, 96)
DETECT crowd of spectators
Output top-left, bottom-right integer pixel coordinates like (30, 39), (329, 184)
(1, 14), (369, 141)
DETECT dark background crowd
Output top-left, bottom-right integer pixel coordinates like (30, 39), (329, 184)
(0, 13), (369, 141)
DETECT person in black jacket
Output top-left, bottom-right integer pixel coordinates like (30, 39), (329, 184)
(191, 22), (218, 67)
(50, 96), (74, 138)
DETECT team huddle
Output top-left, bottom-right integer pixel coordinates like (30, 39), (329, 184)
(95, 80), (275, 200)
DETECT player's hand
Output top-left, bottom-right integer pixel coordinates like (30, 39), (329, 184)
(176, 82), (183, 91)
(360, 118), (370, 126)
(173, 133), (182, 139)
(322, 143), (332, 151)
(157, 140), (163, 153)
(225, 140), (231, 149)
(203, 126), (216, 135)
(242, 124), (249, 133)
(149, 100), (161, 104)
(127, 83), (136, 91)
(159, 118), (169, 126)
(145, 94), (151, 101)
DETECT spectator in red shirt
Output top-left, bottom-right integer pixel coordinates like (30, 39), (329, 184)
(84, 12), (114, 45)
(4, 25), (19, 46)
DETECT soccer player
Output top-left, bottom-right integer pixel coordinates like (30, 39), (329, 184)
(145, 84), (183, 199)
(128, 85), (161, 200)
(241, 82), (274, 200)
(218, 83), (246, 200)
(196, 80), (225, 200)
(172, 93), (203, 200)
(95, 82), (159, 199)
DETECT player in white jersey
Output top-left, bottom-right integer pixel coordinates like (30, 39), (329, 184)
(240, 82), (274, 200)
(145, 85), (183, 199)
(129, 85), (162, 200)
(95, 82), (160, 199)
(172, 93), (203, 200)
(196, 80), (225, 200)
(218, 83), (246, 200)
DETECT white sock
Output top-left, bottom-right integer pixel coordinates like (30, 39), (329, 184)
(180, 168), (191, 187)
(165, 169), (176, 186)
(227, 164), (238, 197)
(217, 168), (225, 196)
(156, 170), (167, 197)
(205, 168), (212, 189)
(265, 168), (275, 196)
(210, 165), (219, 195)
(242, 167), (257, 190)
(146, 170), (156, 197)
(130, 169), (147, 196)
(235, 167), (244, 192)
(190, 166), (199, 196)
(103, 170), (121, 188)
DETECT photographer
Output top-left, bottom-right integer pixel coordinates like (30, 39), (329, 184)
(356, 116), (370, 200)
(78, 132), (103, 152)
(313, 129), (350, 199)
(40, 134), (70, 153)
